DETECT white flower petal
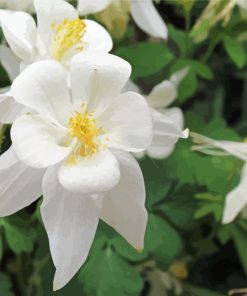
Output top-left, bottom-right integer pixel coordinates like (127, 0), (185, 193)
(222, 187), (247, 224)
(237, 0), (247, 11)
(0, 92), (23, 124)
(147, 145), (175, 159)
(223, 164), (247, 224)
(41, 165), (100, 290)
(160, 107), (185, 130)
(144, 108), (187, 159)
(34, 0), (77, 48)
(130, 0), (168, 39)
(11, 115), (74, 169)
(152, 108), (186, 139)
(170, 67), (189, 87)
(213, 141), (247, 162)
(191, 135), (247, 162)
(152, 133), (180, 148)
(0, 147), (44, 217)
(83, 19), (113, 53)
(0, 11), (37, 63)
(0, 146), (18, 170)
(11, 60), (71, 125)
(0, 0), (34, 12)
(101, 150), (147, 249)
(146, 80), (177, 109)
(123, 80), (140, 93)
(0, 45), (20, 81)
(0, 9), (13, 20)
(133, 150), (146, 159)
(77, 0), (111, 15)
(100, 91), (153, 152)
(70, 52), (131, 111)
(59, 149), (120, 194)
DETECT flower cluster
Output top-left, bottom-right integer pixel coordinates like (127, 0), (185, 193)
(0, 0), (187, 290)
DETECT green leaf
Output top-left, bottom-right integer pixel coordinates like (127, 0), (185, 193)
(170, 60), (197, 102)
(190, 20), (211, 43)
(217, 225), (232, 245)
(160, 188), (197, 231)
(170, 59), (213, 102)
(191, 61), (214, 80)
(145, 214), (183, 268)
(0, 273), (14, 296)
(194, 203), (223, 221)
(79, 248), (143, 296)
(178, 71), (198, 102)
(194, 193), (224, 221)
(171, 59), (214, 80)
(223, 35), (247, 68)
(168, 25), (190, 56)
(114, 42), (174, 79)
(230, 225), (247, 276)
(146, 181), (171, 211)
(195, 193), (223, 202)
(3, 216), (36, 254)
(111, 236), (147, 262)
(140, 157), (170, 210)
(164, 113), (242, 194)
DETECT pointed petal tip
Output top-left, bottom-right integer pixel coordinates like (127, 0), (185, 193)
(222, 212), (233, 225)
(136, 248), (144, 254)
(53, 282), (59, 292)
(53, 275), (65, 292)
(183, 128), (189, 139)
(222, 217), (231, 225)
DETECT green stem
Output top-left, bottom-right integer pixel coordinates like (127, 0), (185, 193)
(184, 9), (191, 58)
(202, 37), (220, 62)
(27, 255), (50, 296)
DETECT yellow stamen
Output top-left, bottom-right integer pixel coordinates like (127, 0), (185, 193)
(50, 18), (86, 61)
(68, 104), (105, 162)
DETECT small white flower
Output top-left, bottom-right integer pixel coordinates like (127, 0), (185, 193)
(77, 0), (168, 39)
(126, 68), (189, 159)
(0, 52), (152, 290)
(0, 0), (112, 123)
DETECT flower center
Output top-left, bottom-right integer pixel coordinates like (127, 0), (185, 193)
(50, 18), (86, 61)
(68, 104), (105, 161)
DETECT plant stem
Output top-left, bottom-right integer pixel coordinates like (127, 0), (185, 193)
(27, 255), (50, 296)
(184, 9), (191, 58)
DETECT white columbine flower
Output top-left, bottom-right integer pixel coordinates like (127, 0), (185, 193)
(126, 68), (189, 159)
(0, 52), (152, 290)
(77, 0), (168, 39)
(0, 0), (112, 124)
